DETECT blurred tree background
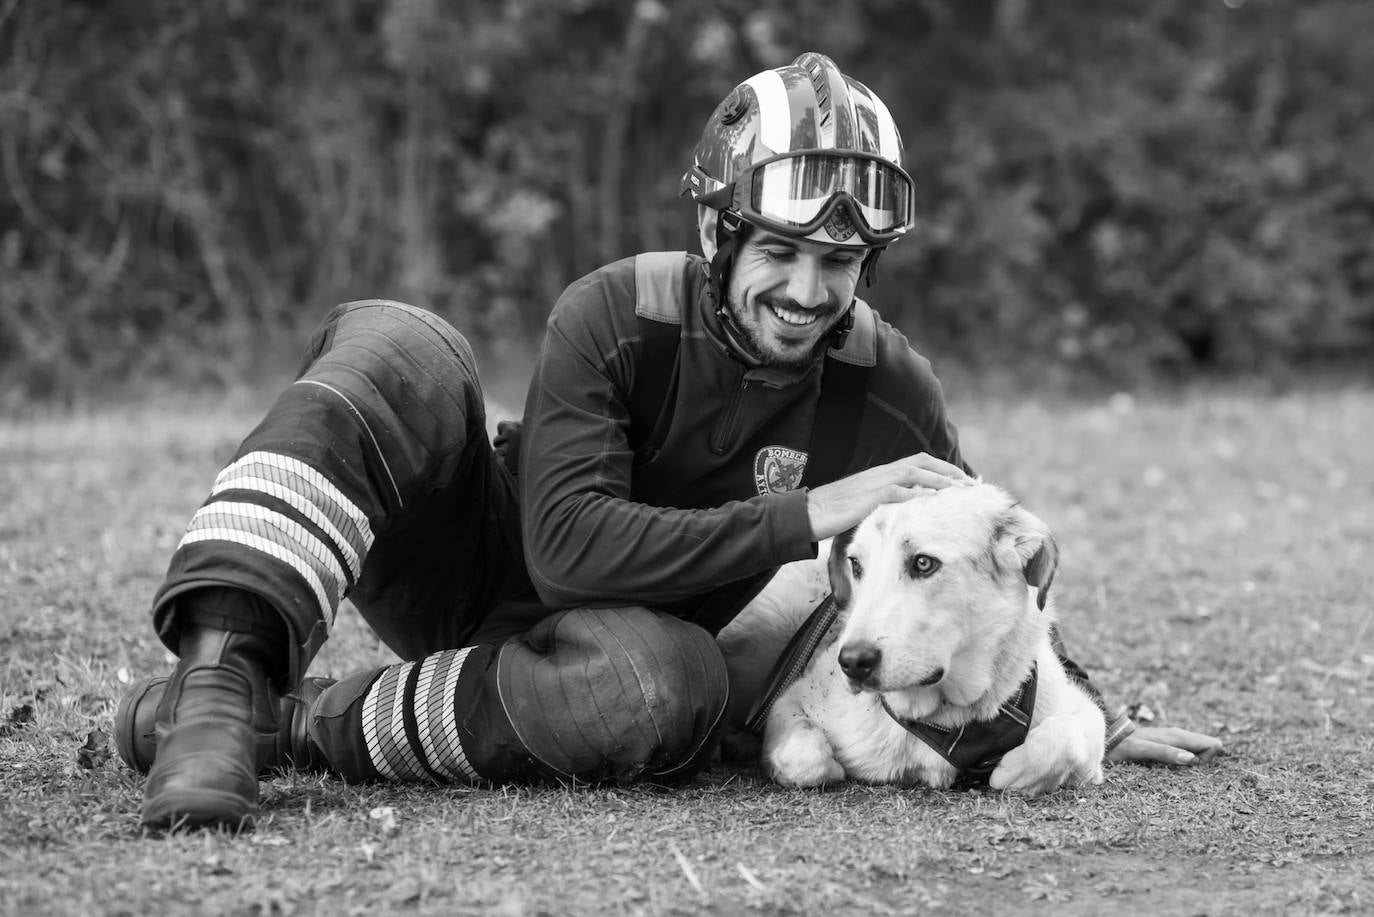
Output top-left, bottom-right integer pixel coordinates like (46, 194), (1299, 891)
(2, 0), (1371, 406)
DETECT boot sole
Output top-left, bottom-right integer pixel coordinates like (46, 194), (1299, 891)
(141, 787), (258, 831)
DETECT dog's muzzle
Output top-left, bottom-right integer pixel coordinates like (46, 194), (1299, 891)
(839, 641), (946, 691)
(838, 643), (880, 685)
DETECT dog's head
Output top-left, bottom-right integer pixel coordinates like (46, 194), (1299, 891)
(828, 482), (1058, 706)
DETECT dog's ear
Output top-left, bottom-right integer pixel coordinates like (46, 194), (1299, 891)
(999, 505), (1059, 611)
(826, 526), (859, 608)
(1024, 537), (1059, 611)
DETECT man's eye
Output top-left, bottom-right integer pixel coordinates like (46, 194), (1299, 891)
(908, 554), (941, 578)
(848, 555), (863, 579)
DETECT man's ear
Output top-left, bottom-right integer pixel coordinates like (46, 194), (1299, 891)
(697, 205), (718, 261)
(826, 526), (859, 608)
(997, 505), (1059, 611)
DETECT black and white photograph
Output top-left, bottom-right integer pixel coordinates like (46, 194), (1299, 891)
(2, 1), (1370, 914)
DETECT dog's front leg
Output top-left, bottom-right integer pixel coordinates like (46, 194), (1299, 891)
(988, 651), (1107, 796)
(989, 712), (1105, 796)
(762, 685), (846, 788)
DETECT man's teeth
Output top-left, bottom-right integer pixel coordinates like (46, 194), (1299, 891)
(769, 305), (818, 326)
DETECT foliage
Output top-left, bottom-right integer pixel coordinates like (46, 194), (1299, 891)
(1, 0), (1371, 402)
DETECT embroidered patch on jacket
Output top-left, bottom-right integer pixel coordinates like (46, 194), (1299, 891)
(754, 446), (808, 495)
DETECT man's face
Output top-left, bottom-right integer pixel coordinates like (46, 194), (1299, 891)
(724, 230), (867, 368)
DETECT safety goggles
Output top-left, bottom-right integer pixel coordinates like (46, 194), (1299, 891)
(696, 151), (914, 246)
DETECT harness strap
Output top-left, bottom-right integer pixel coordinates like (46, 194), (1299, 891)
(626, 320), (683, 464)
(743, 594), (840, 734)
(627, 254), (698, 463)
(800, 357), (866, 487)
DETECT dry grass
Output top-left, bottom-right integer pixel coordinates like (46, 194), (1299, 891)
(1, 382), (1372, 916)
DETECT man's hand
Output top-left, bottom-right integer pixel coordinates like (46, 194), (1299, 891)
(1108, 725), (1224, 766)
(806, 453), (971, 541)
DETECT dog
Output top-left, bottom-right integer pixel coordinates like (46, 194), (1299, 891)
(717, 482), (1106, 796)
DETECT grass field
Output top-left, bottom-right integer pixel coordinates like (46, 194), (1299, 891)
(1, 381), (1371, 916)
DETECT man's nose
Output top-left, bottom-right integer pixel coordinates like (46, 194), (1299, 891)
(784, 257), (827, 310)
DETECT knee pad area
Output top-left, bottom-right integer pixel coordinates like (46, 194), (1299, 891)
(302, 301), (488, 477)
(496, 607), (729, 782)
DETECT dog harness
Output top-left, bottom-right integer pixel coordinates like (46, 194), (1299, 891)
(745, 594), (842, 733)
(744, 594), (1040, 783)
(879, 670), (1037, 780)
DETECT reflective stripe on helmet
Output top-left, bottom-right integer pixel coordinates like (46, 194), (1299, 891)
(744, 69), (793, 156)
(849, 80), (903, 164)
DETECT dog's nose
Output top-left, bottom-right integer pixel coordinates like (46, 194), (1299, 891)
(839, 644), (881, 682)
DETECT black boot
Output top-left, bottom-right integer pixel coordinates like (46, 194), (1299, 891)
(138, 627), (281, 830)
(116, 674), (332, 775)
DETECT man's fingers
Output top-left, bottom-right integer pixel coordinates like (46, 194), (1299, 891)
(891, 455), (971, 491)
(918, 469), (966, 490)
(1132, 726), (1224, 761)
(806, 453), (972, 540)
(1113, 736), (1198, 766)
(1106, 723), (1225, 766)
(907, 452), (972, 481)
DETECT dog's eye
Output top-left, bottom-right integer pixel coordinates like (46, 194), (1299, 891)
(908, 554), (941, 578)
(848, 555), (863, 579)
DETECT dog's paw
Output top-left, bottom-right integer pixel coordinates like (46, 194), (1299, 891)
(764, 722), (846, 788)
(989, 715), (1105, 796)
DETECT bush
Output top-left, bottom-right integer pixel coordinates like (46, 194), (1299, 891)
(1, 0), (1369, 403)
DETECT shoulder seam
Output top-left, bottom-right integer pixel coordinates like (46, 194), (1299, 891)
(826, 299), (877, 367)
(634, 251), (691, 324)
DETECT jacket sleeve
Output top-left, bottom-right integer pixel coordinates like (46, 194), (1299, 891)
(517, 269), (816, 611)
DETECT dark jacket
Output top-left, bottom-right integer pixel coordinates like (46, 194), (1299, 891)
(518, 251), (966, 634)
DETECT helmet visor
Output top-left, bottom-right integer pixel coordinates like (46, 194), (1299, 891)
(747, 153), (913, 244)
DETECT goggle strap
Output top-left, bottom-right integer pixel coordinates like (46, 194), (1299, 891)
(692, 171), (737, 212)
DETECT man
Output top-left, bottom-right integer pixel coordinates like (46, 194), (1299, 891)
(116, 52), (1221, 830)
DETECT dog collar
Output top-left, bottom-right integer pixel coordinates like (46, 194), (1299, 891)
(879, 666), (1039, 781)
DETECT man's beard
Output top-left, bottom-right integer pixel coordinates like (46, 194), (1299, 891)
(725, 293), (841, 369)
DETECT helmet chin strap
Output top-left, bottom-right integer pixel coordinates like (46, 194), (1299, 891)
(708, 211), (758, 358)
(708, 209), (743, 303)
(828, 301), (856, 350)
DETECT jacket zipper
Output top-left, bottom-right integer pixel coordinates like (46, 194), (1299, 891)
(710, 376), (751, 455)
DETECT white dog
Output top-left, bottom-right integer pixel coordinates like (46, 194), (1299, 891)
(718, 482), (1106, 796)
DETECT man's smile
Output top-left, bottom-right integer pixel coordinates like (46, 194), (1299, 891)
(766, 302), (825, 327)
